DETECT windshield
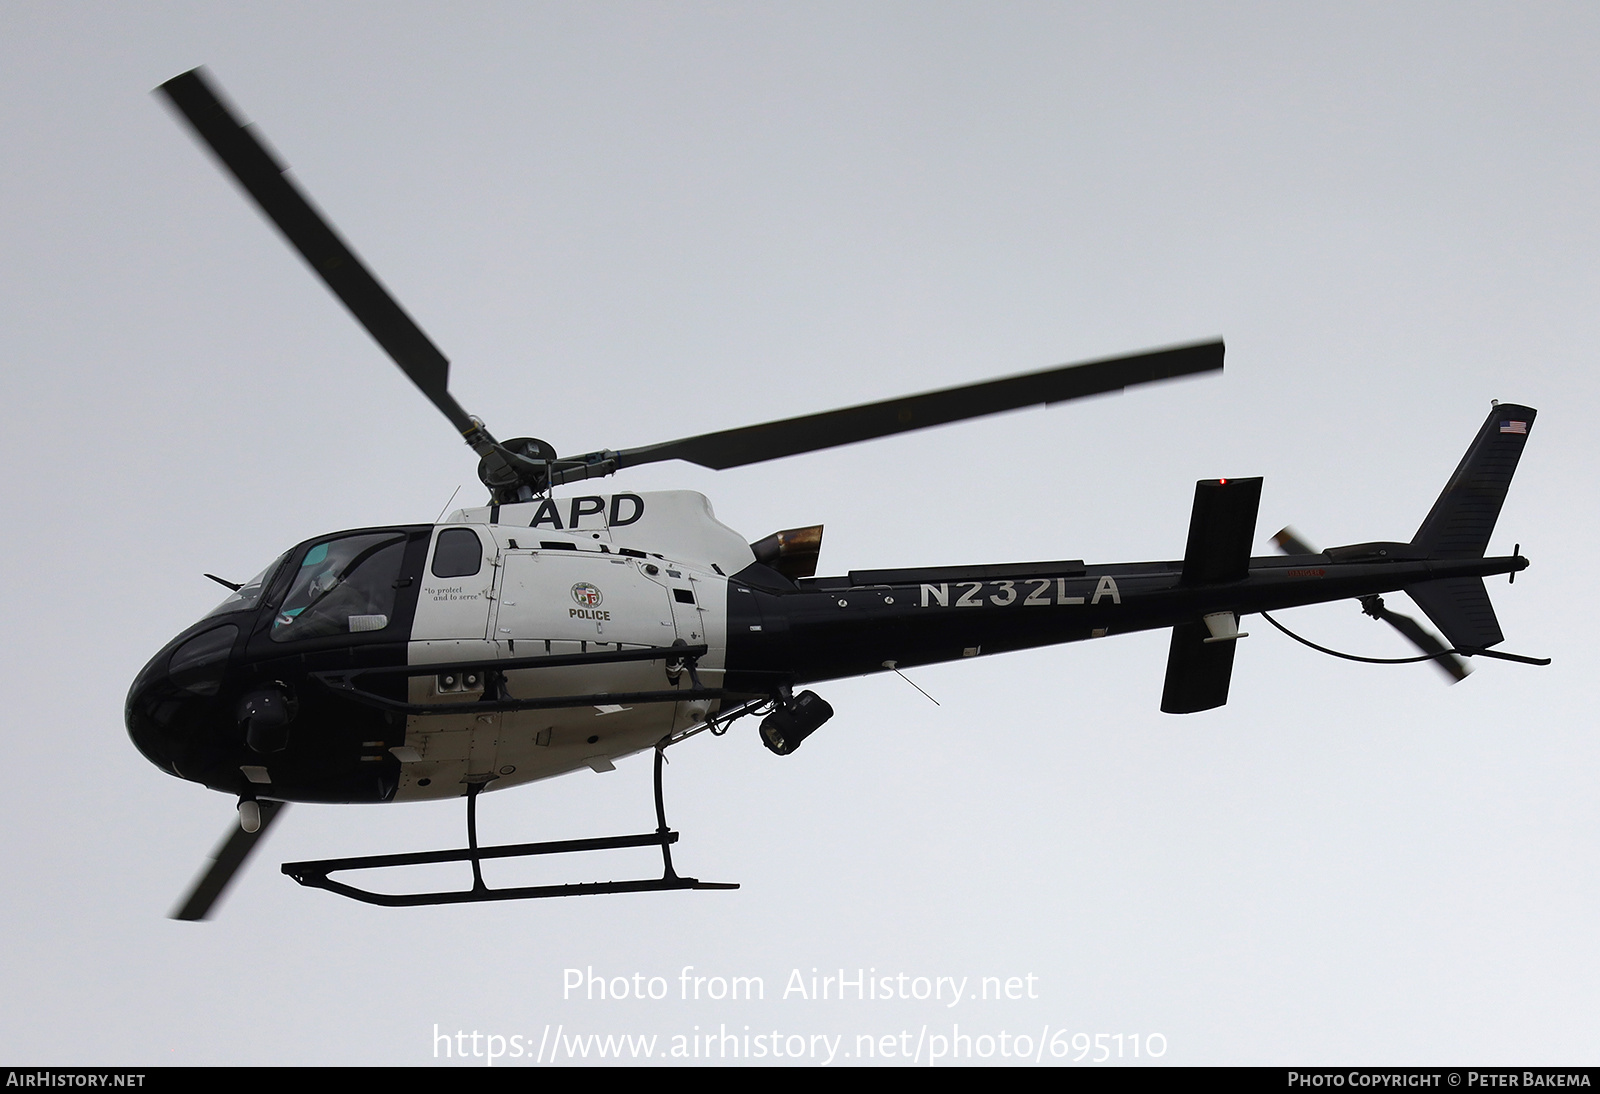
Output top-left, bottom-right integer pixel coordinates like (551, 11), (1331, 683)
(271, 532), (408, 643)
(204, 554), (288, 619)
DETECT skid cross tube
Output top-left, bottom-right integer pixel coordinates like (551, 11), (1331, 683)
(280, 749), (737, 906)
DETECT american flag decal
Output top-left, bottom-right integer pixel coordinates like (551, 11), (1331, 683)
(1500, 420), (1528, 434)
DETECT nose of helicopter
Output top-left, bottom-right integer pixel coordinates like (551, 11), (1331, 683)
(125, 623), (243, 783)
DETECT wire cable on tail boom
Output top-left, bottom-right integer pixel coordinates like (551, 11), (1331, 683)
(1260, 610), (1550, 667)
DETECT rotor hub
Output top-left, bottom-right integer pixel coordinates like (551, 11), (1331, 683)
(477, 437), (558, 503)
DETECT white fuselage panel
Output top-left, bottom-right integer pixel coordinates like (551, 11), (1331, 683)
(398, 506), (734, 802)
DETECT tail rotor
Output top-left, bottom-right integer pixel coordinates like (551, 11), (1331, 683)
(1272, 527), (1471, 683)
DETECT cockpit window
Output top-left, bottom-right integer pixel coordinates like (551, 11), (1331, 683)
(169, 624), (239, 696)
(270, 533), (407, 643)
(204, 553), (288, 619)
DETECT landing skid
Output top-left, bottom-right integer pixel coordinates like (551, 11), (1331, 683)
(281, 749), (737, 906)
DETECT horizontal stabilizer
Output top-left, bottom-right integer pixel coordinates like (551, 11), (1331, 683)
(1406, 577), (1503, 651)
(1161, 621), (1237, 713)
(1180, 478), (1263, 585)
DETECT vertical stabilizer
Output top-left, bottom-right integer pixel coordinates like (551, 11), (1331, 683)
(1402, 403), (1534, 651)
(1412, 404), (1535, 559)
(1405, 577), (1503, 651)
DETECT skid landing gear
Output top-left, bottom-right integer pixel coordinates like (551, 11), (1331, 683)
(281, 749), (737, 906)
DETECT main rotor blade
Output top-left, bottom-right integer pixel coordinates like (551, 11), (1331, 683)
(171, 800), (287, 921)
(611, 340), (1223, 472)
(156, 68), (476, 436)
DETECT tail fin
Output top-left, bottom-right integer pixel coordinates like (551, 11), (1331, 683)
(1406, 577), (1503, 651)
(1405, 403), (1535, 650)
(1412, 403), (1535, 559)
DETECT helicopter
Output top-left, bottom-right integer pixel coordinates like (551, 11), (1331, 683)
(130, 68), (1543, 920)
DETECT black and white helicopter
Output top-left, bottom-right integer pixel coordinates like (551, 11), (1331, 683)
(130, 68), (1544, 920)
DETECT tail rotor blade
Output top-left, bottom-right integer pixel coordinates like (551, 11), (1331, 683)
(171, 800), (287, 921)
(1376, 600), (1472, 683)
(1272, 527), (1322, 556)
(1275, 528), (1469, 683)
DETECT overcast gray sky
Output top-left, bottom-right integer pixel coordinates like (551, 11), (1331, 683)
(1, 2), (1596, 1066)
